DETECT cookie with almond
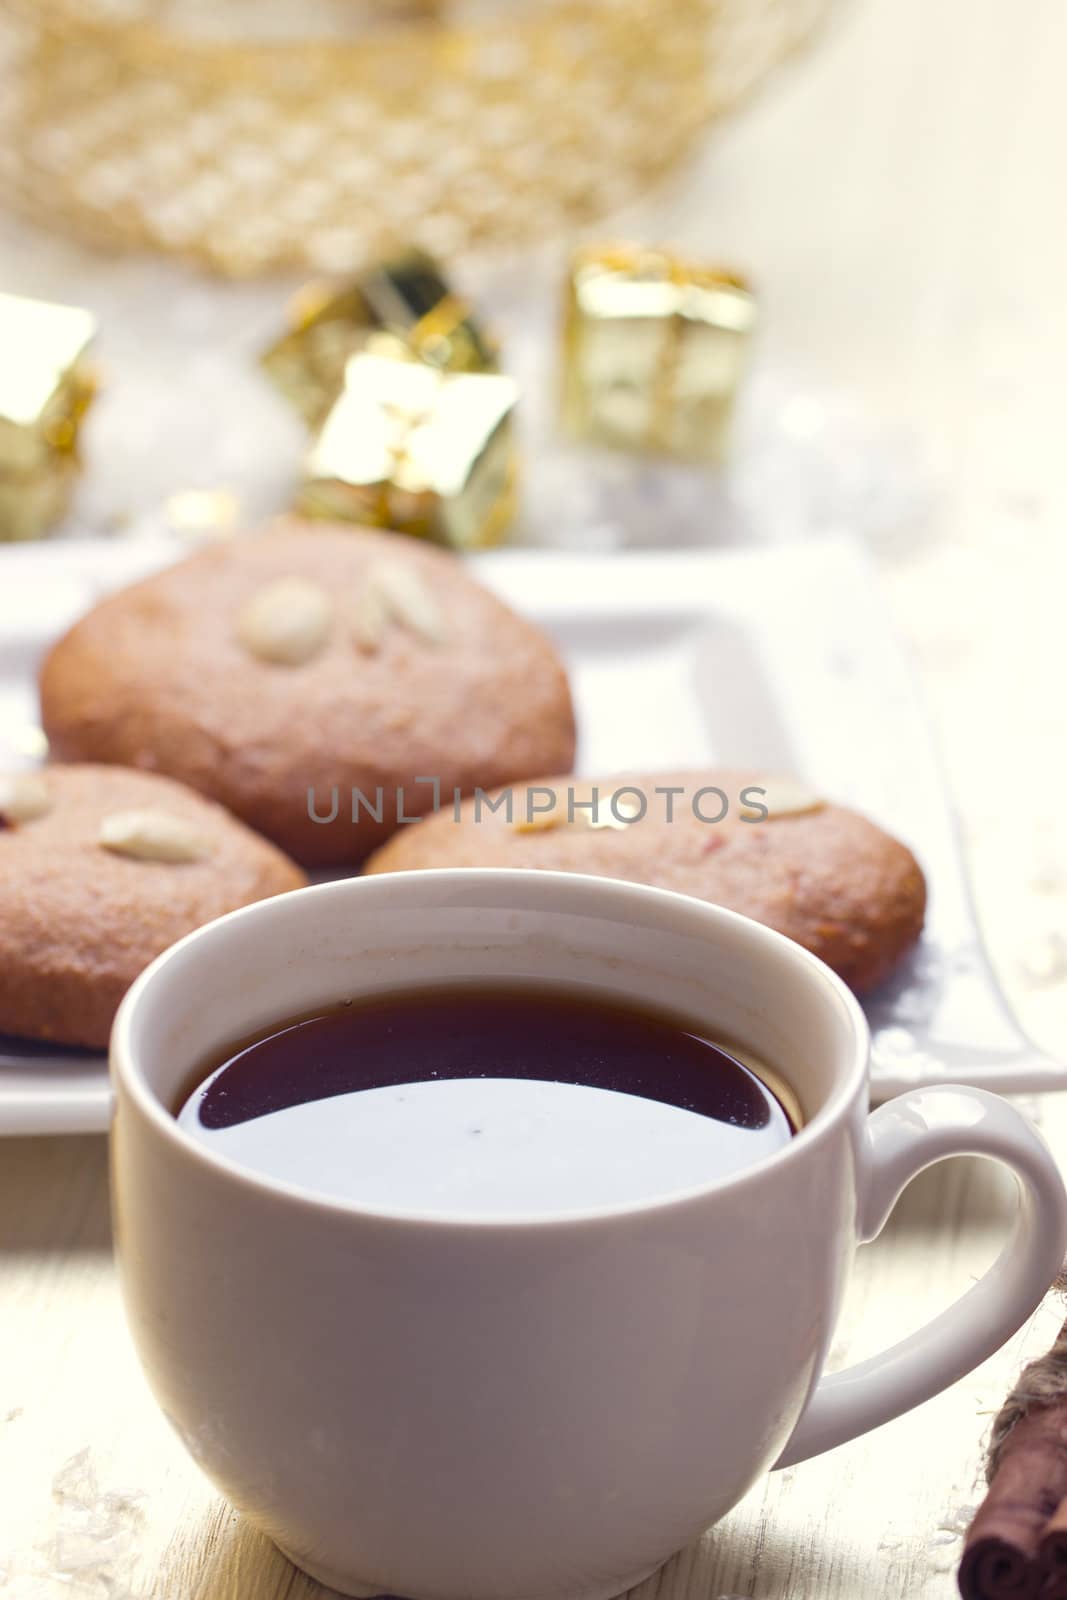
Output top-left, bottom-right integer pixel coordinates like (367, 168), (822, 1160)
(363, 770), (927, 995)
(0, 765), (305, 1047)
(39, 522), (578, 865)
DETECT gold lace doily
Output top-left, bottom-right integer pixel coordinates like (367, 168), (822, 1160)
(0, 0), (834, 275)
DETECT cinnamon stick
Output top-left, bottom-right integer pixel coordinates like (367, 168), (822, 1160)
(959, 1313), (1067, 1600)
(958, 1406), (1067, 1595)
(1038, 1492), (1067, 1594)
(957, 1540), (1037, 1599)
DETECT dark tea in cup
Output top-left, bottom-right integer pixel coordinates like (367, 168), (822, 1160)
(176, 984), (799, 1215)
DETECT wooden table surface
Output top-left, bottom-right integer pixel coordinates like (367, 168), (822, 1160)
(3, 0), (1067, 1595)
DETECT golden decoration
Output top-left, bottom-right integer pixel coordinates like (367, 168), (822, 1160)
(561, 244), (757, 463)
(0, 0), (836, 276)
(262, 250), (497, 428)
(299, 346), (518, 549)
(0, 290), (97, 541)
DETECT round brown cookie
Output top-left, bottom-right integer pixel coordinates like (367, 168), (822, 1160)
(39, 522), (577, 866)
(363, 770), (927, 995)
(0, 765), (306, 1048)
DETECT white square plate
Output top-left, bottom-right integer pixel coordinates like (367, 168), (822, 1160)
(1, 536), (1062, 1134)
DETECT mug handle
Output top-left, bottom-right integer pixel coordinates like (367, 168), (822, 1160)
(776, 1084), (1067, 1468)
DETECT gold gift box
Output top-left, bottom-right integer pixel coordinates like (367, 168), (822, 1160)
(0, 460), (79, 543)
(0, 290), (97, 540)
(263, 250), (498, 428)
(561, 246), (756, 463)
(298, 347), (518, 550)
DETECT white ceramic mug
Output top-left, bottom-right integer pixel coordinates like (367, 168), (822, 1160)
(110, 870), (1067, 1600)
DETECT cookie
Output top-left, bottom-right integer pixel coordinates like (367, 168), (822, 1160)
(39, 522), (577, 867)
(363, 770), (927, 995)
(0, 765), (306, 1048)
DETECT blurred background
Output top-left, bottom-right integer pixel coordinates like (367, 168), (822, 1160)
(1, 0), (1065, 1054)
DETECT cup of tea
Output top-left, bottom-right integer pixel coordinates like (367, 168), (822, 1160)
(110, 870), (1067, 1600)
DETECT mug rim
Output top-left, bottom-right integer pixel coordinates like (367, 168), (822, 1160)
(110, 868), (871, 1231)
